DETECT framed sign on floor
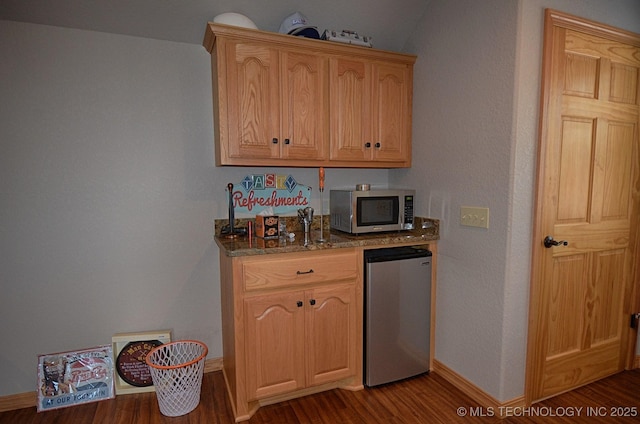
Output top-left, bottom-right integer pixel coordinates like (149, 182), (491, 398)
(37, 345), (115, 412)
(112, 330), (172, 395)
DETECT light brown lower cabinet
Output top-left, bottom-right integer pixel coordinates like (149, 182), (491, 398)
(245, 283), (357, 400)
(219, 248), (363, 422)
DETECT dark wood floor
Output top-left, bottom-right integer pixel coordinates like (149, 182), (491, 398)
(2, 369), (639, 423)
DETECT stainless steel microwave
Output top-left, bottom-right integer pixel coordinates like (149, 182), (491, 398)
(330, 189), (415, 234)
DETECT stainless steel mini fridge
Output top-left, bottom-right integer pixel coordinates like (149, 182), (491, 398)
(364, 246), (432, 387)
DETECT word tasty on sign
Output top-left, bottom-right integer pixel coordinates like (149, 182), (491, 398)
(233, 173), (311, 214)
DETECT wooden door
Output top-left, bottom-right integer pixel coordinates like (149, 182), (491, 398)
(526, 10), (640, 403)
(306, 284), (358, 387)
(329, 57), (372, 161)
(371, 62), (412, 163)
(225, 41), (280, 159)
(245, 291), (305, 400)
(280, 50), (328, 160)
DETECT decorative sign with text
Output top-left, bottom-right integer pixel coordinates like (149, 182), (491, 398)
(111, 330), (171, 395)
(115, 340), (162, 388)
(37, 345), (115, 412)
(233, 173), (311, 214)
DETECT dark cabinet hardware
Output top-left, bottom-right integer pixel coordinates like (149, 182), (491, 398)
(296, 269), (314, 275)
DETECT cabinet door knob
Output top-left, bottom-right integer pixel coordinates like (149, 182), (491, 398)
(297, 301), (303, 307)
(364, 142), (371, 148)
(272, 138), (279, 144)
(284, 138), (290, 145)
(309, 299), (316, 306)
(375, 142), (381, 148)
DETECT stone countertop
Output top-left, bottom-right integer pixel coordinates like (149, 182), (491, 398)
(215, 217), (439, 257)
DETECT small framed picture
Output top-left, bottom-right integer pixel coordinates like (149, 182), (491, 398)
(112, 330), (171, 395)
(37, 345), (115, 412)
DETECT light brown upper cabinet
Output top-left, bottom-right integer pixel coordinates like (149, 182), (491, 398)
(329, 57), (412, 163)
(217, 37), (328, 163)
(203, 23), (416, 168)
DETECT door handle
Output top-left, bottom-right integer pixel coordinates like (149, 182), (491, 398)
(544, 236), (568, 248)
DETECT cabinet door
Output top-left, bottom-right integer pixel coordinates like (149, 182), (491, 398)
(329, 57), (372, 161)
(329, 57), (411, 164)
(305, 284), (357, 386)
(280, 50), (328, 160)
(371, 62), (412, 162)
(225, 41), (280, 159)
(245, 291), (305, 400)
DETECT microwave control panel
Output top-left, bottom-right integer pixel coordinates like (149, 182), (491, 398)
(404, 195), (414, 229)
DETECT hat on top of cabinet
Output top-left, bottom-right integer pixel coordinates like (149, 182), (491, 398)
(279, 11), (320, 39)
(213, 12), (258, 30)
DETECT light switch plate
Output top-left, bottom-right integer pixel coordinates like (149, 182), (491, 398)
(460, 206), (489, 228)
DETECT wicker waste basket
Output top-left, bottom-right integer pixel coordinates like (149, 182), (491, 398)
(145, 340), (208, 417)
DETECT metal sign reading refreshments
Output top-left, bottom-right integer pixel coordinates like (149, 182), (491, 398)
(233, 173), (311, 214)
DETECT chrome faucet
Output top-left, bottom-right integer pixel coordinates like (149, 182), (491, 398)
(297, 207), (314, 246)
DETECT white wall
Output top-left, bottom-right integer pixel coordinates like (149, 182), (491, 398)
(0, 20), (388, 396)
(397, 0), (640, 403)
(397, 0), (519, 401)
